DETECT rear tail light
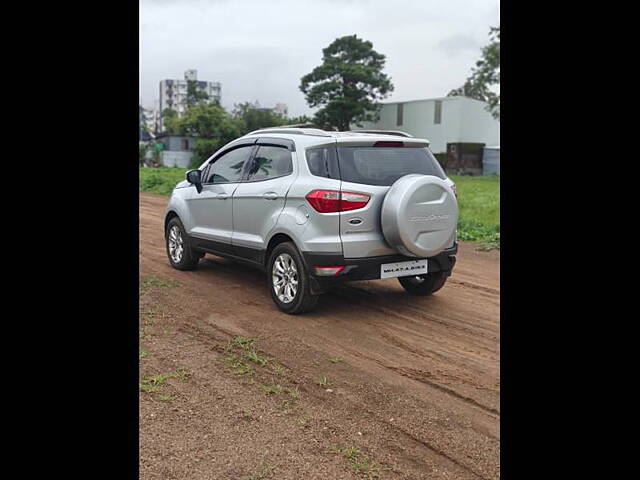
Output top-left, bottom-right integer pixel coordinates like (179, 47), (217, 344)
(313, 265), (345, 276)
(451, 184), (457, 197)
(305, 190), (370, 213)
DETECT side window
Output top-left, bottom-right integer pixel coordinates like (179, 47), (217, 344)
(306, 147), (340, 179)
(246, 145), (292, 181)
(203, 146), (253, 184)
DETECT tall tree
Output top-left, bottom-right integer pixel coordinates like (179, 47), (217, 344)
(448, 26), (500, 120)
(186, 80), (209, 107)
(300, 35), (393, 131)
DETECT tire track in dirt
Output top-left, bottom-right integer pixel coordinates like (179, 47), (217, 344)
(139, 192), (500, 479)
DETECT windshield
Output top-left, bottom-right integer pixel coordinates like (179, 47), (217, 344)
(336, 147), (447, 186)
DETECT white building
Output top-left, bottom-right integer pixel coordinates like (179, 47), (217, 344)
(159, 69), (221, 131)
(142, 105), (160, 134)
(356, 96), (500, 154)
(252, 101), (289, 118)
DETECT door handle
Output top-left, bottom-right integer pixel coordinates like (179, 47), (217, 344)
(217, 193), (229, 200)
(263, 192), (278, 200)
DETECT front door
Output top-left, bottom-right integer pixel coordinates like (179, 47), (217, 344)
(187, 145), (255, 254)
(232, 143), (297, 262)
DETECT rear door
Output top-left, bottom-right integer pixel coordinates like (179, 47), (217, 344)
(336, 142), (448, 258)
(187, 144), (255, 254)
(231, 138), (297, 262)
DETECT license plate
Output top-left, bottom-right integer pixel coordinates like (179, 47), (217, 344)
(380, 259), (428, 279)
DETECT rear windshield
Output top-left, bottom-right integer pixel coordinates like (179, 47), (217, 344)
(336, 147), (446, 186)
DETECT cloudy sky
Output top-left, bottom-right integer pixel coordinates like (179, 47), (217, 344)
(140, 0), (499, 117)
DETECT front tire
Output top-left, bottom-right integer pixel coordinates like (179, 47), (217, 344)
(398, 272), (448, 296)
(165, 217), (200, 271)
(267, 242), (319, 314)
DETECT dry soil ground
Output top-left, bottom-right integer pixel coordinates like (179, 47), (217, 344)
(139, 192), (500, 480)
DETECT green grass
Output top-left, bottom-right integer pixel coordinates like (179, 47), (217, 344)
(140, 275), (178, 288)
(318, 375), (332, 388)
(139, 167), (188, 196)
(449, 174), (500, 249)
(261, 384), (284, 395)
(139, 168), (499, 249)
(335, 446), (388, 479)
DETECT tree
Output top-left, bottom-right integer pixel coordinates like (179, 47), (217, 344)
(232, 102), (287, 134)
(162, 107), (179, 134)
(448, 26), (500, 120)
(171, 103), (243, 162)
(300, 35), (394, 131)
(186, 80), (209, 107)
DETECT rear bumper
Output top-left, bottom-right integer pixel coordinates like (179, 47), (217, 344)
(302, 243), (458, 295)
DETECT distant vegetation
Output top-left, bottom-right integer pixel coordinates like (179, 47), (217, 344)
(450, 174), (500, 250)
(139, 168), (500, 250)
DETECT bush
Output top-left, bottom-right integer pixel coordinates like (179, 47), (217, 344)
(139, 167), (187, 196)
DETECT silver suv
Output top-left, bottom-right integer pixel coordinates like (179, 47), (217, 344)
(164, 127), (459, 314)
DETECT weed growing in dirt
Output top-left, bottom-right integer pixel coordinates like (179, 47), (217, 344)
(261, 384), (284, 395)
(335, 446), (388, 479)
(139, 349), (149, 359)
(318, 375), (332, 388)
(231, 336), (255, 350)
(141, 275), (178, 288)
(246, 350), (270, 366)
(328, 357), (342, 364)
(286, 387), (301, 399)
(140, 369), (191, 394)
(225, 354), (255, 376)
(157, 394), (175, 402)
(270, 363), (287, 376)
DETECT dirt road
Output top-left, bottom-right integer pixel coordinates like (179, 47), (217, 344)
(139, 192), (500, 480)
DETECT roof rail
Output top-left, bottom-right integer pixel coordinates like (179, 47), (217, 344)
(245, 127), (332, 137)
(348, 129), (414, 138)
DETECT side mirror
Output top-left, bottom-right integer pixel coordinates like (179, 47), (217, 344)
(186, 169), (203, 193)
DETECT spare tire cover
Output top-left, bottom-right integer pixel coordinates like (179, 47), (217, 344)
(381, 174), (458, 258)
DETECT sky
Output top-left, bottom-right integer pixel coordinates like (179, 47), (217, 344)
(140, 0), (500, 117)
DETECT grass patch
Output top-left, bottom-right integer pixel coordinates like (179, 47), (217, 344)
(140, 368), (191, 393)
(139, 167), (188, 196)
(328, 357), (342, 364)
(157, 394), (175, 402)
(261, 384), (284, 395)
(140, 275), (178, 288)
(335, 446), (388, 479)
(139, 349), (149, 359)
(246, 350), (270, 366)
(270, 363), (288, 376)
(230, 336), (256, 351)
(286, 387), (301, 399)
(224, 354), (254, 376)
(318, 375), (332, 388)
(449, 174), (500, 249)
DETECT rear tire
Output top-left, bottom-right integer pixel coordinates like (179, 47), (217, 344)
(398, 272), (448, 296)
(267, 242), (319, 314)
(165, 217), (200, 271)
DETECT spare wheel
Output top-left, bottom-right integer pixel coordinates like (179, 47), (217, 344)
(381, 174), (458, 258)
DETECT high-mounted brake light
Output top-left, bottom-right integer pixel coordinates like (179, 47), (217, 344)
(373, 141), (404, 147)
(305, 190), (370, 213)
(313, 265), (346, 276)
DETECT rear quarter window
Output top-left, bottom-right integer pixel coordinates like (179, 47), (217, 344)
(336, 147), (446, 186)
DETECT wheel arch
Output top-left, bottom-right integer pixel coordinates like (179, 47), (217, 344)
(164, 210), (180, 235)
(265, 232), (297, 266)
